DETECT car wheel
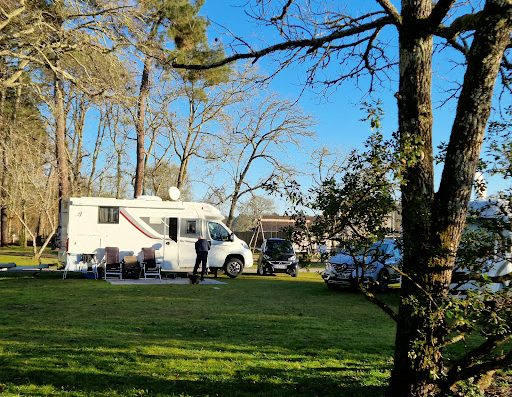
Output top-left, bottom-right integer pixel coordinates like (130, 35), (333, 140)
(257, 264), (265, 276)
(224, 258), (243, 278)
(290, 267), (298, 277)
(326, 282), (338, 290)
(376, 269), (390, 292)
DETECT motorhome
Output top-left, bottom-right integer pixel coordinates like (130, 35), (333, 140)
(58, 193), (253, 278)
(452, 198), (512, 293)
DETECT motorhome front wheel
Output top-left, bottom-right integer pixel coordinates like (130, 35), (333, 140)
(225, 258), (243, 278)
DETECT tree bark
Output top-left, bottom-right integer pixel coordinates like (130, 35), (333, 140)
(390, 1), (437, 396)
(71, 95), (87, 195)
(134, 54), (151, 197)
(434, 1), (512, 391)
(390, 1), (512, 396)
(0, 88), (8, 246)
(134, 19), (161, 198)
(54, 71), (70, 203)
(226, 184), (241, 229)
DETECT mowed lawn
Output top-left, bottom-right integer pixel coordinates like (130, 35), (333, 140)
(0, 272), (398, 397)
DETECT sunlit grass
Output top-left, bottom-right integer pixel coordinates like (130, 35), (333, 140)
(0, 271), (398, 396)
(0, 245), (59, 266)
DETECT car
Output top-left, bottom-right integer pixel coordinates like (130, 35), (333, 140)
(257, 238), (299, 277)
(322, 238), (401, 291)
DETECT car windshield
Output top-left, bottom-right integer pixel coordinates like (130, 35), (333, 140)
(368, 242), (390, 256)
(347, 242), (390, 256)
(265, 240), (294, 254)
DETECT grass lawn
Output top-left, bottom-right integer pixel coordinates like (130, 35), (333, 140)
(0, 271), (398, 397)
(0, 246), (60, 266)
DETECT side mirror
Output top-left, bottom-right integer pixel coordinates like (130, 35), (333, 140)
(229, 233), (235, 242)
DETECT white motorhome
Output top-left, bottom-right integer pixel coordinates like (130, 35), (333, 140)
(58, 195), (253, 278)
(452, 198), (512, 293)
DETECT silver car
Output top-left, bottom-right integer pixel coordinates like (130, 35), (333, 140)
(322, 239), (401, 291)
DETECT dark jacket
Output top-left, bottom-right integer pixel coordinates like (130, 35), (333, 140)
(195, 238), (210, 253)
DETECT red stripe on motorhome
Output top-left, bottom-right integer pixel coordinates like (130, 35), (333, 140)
(120, 210), (159, 239)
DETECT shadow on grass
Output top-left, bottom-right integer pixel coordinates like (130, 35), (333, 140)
(0, 346), (388, 397)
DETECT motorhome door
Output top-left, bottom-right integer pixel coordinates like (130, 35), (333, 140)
(161, 217), (179, 270)
(178, 218), (202, 268)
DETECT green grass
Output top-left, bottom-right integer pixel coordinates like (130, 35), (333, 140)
(0, 245), (59, 266)
(0, 271), (398, 397)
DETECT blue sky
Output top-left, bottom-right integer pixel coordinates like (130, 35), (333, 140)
(199, 1), (510, 200)
(201, 1), (397, 152)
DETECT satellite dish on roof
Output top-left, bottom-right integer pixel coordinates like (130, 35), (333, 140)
(168, 186), (181, 201)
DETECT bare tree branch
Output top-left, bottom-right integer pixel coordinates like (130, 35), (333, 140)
(0, 0), (26, 31)
(358, 284), (398, 322)
(171, 16), (393, 70)
(427, 0), (457, 29)
(375, 0), (402, 25)
(443, 336), (512, 389)
(435, 11), (485, 40)
(270, 0), (294, 24)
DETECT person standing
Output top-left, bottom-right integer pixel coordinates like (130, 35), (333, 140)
(193, 235), (210, 281)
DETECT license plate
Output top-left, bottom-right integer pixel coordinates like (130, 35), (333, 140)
(274, 264), (288, 269)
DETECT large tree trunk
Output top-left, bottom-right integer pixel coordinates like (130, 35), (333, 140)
(70, 95), (87, 195)
(54, 69), (70, 255)
(0, 88), (8, 246)
(0, 85), (22, 247)
(434, 2), (512, 393)
(390, 1), (437, 396)
(134, 55), (151, 198)
(54, 72), (70, 202)
(390, 1), (512, 396)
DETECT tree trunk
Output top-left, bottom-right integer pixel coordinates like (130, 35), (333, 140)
(71, 96), (87, 195)
(390, 1), (512, 396)
(0, 88), (8, 246)
(1, 85), (21, 246)
(133, 18), (164, 198)
(176, 102), (198, 189)
(177, 156), (189, 189)
(434, 2), (512, 392)
(226, 183), (242, 229)
(20, 204), (27, 248)
(54, 72), (70, 203)
(390, 1), (437, 396)
(134, 55), (151, 198)
(116, 148), (122, 199)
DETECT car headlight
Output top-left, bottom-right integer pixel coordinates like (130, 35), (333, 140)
(325, 263), (334, 271)
(263, 254), (271, 260)
(289, 255), (297, 262)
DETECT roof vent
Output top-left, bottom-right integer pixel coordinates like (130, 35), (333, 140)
(136, 195), (162, 201)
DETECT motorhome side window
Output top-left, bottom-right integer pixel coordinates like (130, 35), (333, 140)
(208, 222), (230, 241)
(98, 207), (119, 224)
(186, 220), (197, 235)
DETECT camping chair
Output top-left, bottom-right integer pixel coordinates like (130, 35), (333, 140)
(122, 255), (140, 279)
(141, 247), (161, 280)
(101, 246), (122, 280)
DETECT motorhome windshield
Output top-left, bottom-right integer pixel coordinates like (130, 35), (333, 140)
(208, 222), (231, 241)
